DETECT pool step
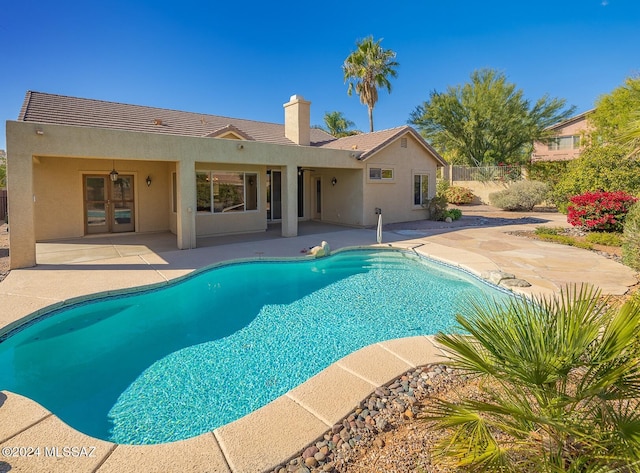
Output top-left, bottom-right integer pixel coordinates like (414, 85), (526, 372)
(317, 253), (413, 273)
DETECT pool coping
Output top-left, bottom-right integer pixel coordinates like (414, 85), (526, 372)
(0, 335), (447, 473)
(1, 224), (637, 473)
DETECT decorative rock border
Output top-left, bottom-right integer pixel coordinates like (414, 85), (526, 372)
(269, 364), (457, 473)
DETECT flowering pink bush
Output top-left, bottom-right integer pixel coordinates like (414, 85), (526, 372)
(567, 191), (638, 232)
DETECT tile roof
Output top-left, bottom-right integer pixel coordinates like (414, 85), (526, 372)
(545, 109), (594, 131)
(205, 124), (255, 140)
(319, 125), (446, 164)
(17, 91), (334, 146)
(16, 91), (445, 165)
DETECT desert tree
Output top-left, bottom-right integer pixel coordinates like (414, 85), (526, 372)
(409, 68), (575, 166)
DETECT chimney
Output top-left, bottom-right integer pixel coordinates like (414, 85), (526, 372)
(283, 94), (310, 146)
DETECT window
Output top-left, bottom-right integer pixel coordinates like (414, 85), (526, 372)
(548, 135), (581, 150)
(573, 135), (581, 148)
(414, 174), (429, 206)
(196, 172), (211, 212)
(369, 167), (394, 181)
(196, 171), (258, 213)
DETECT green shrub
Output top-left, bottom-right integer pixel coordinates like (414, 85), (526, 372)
(443, 208), (462, 221)
(425, 196), (463, 222)
(622, 201), (640, 270)
(489, 180), (549, 211)
(444, 186), (474, 204)
(585, 231), (623, 247)
(424, 195), (448, 221)
(537, 233), (593, 250)
(436, 179), (450, 197)
(526, 161), (568, 190)
(551, 144), (640, 208)
(534, 226), (563, 236)
(556, 201), (569, 214)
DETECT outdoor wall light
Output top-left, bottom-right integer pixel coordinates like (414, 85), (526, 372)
(237, 143), (244, 150)
(35, 129), (44, 136)
(109, 165), (119, 182)
(331, 177), (338, 186)
(146, 175), (152, 187)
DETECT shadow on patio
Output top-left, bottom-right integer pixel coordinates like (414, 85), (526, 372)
(33, 221), (359, 268)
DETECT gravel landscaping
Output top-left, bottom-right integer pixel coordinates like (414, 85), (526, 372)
(269, 364), (465, 473)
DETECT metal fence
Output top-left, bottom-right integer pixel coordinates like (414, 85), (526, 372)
(0, 190), (6, 221)
(451, 165), (523, 182)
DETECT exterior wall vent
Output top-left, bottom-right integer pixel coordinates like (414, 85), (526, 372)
(400, 137), (407, 148)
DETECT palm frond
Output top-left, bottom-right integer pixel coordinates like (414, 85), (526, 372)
(427, 283), (640, 471)
(428, 404), (513, 472)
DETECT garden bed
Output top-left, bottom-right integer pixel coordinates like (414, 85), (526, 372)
(506, 227), (622, 261)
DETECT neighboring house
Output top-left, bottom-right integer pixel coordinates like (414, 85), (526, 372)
(6, 91), (446, 269)
(531, 109), (593, 162)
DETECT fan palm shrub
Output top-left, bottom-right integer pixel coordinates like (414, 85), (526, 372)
(426, 285), (640, 472)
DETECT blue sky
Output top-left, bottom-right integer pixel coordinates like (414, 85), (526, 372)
(1, 0), (639, 151)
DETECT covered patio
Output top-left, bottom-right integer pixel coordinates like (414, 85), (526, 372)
(34, 221), (358, 266)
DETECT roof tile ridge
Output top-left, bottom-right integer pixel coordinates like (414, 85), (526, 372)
(359, 128), (409, 159)
(205, 123), (255, 141)
(17, 90), (34, 121)
(369, 125), (410, 134)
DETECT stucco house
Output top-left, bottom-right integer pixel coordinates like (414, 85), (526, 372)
(531, 109), (593, 162)
(6, 91), (446, 269)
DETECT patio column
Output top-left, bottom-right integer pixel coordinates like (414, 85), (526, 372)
(7, 150), (36, 269)
(176, 159), (196, 250)
(281, 164), (298, 237)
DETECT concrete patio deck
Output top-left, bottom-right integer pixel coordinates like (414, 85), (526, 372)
(1, 209), (637, 473)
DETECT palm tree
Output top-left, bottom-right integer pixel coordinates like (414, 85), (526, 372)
(322, 111), (357, 137)
(343, 36), (399, 133)
(425, 285), (640, 472)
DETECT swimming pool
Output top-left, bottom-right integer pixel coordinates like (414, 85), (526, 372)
(0, 248), (510, 445)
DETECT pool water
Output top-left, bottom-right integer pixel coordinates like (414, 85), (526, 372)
(0, 249), (510, 444)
